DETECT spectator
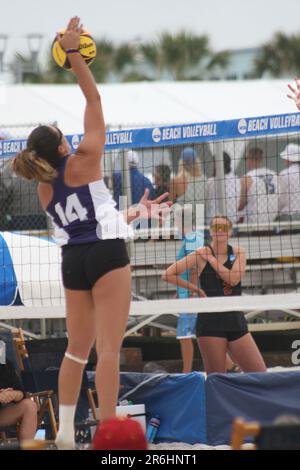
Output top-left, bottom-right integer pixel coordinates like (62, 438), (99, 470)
(175, 213), (204, 373)
(0, 159), (46, 231)
(113, 150), (155, 208)
(278, 144), (300, 221)
(163, 215), (266, 375)
(206, 152), (241, 224)
(154, 164), (171, 199)
(0, 350), (37, 441)
(170, 147), (206, 226)
(239, 147), (278, 225)
(174, 209), (240, 373)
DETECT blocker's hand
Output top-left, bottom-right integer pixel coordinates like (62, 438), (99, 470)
(138, 189), (173, 222)
(287, 77), (300, 111)
(58, 16), (83, 51)
(197, 246), (214, 262)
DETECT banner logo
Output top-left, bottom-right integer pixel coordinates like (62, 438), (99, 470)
(152, 128), (162, 143)
(238, 119), (247, 135)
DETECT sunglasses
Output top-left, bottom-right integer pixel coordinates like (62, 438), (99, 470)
(211, 223), (231, 233)
(54, 126), (63, 146)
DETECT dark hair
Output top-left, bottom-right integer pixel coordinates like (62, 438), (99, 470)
(155, 165), (171, 183)
(212, 152), (232, 177)
(11, 125), (63, 183)
(223, 152), (231, 174)
(247, 147), (263, 161)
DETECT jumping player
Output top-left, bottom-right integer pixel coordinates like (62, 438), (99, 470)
(11, 17), (171, 448)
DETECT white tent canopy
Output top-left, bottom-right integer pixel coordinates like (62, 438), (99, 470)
(0, 79), (296, 135)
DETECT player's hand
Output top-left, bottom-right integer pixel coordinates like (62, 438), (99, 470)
(197, 246), (214, 262)
(138, 188), (173, 222)
(58, 16), (83, 51)
(287, 78), (300, 111)
(190, 289), (206, 298)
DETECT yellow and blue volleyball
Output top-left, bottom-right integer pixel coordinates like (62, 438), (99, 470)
(51, 30), (97, 70)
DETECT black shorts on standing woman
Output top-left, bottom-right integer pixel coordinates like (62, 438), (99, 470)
(196, 245), (248, 341)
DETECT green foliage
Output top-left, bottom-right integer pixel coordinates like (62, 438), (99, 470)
(11, 32), (231, 83)
(254, 32), (300, 77)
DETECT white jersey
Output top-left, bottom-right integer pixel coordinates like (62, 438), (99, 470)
(244, 167), (278, 224)
(278, 164), (300, 216)
(206, 172), (241, 224)
(46, 156), (134, 246)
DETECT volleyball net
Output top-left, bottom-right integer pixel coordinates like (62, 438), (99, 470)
(1, 111), (300, 334)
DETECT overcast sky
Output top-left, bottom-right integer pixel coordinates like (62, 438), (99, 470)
(2, 0), (300, 62)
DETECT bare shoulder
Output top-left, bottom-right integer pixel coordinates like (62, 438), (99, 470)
(194, 247), (208, 266)
(232, 245), (246, 256)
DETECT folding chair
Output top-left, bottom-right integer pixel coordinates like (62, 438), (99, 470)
(0, 329), (58, 439)
(23, 337), (98, 444)
(231, 418), (260, 450)
(231, 417), (300, 450)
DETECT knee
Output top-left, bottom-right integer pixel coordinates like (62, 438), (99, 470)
(96, 346), (120, 361)
(66, 345), (90, 361)
(20, 398), (38, 416)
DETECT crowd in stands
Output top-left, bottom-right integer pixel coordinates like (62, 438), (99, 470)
(111, 144), (300, 227)
(1, 143), (300, 231)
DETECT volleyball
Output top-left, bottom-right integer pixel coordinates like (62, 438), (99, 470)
(92, 418), (148, 450)
(51, 30), (97, 70)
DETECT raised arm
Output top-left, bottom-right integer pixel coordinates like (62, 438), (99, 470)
(59, 17), (105, 160)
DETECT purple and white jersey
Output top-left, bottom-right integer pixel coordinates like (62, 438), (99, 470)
(46, 156), (134, 246)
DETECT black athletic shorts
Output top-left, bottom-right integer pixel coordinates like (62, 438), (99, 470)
(196, 311), (248, 342)
(62, 239), (130, 290)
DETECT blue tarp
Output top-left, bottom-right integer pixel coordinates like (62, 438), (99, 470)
(119, 372), (207, 444)
(206, 371), (300, 445)
(0, 233), (18, 305)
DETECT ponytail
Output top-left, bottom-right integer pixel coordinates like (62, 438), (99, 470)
(10, 124), (63, 183)
(11, 148), (57, 183)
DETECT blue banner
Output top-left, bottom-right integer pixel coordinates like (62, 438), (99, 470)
(1, 111), (300, 159)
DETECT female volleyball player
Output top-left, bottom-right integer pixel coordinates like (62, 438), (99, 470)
(11, 17), (171, 449)
(162, 215), (266, 375)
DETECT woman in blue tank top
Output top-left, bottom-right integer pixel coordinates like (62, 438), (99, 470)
(11, 17), (171, 449)
(162, 215), (266, 375)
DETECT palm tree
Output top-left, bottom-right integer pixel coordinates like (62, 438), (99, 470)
(140, 31), (229, 80)
(11, 32), (231, 83)
(254, 32), (300, 78)
(114, 43), (136, 76)
(89, 39), (115, 82)
(207, 50), (231, 72)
